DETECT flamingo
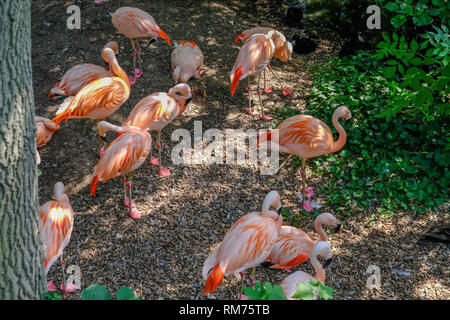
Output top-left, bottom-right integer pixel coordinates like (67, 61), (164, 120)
(40, 182), (75, 291)
(90, 121), (152, 219)
(202, 191), (283, 297)
(112, 6), (171, 83)
(234, 27), (293, 94)
(48, 41), (119, 101)
(257, 106), (352, 209)
(51, 44), (130, 157)
(265, 212), (340, 271)
(123, 83), (192, 176)
(171, 40), (204, 84)
(280, 241), (333, 299)
(36, 116), (59, 148)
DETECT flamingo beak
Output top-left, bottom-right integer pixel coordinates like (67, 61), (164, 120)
(158, 29), (171, 46)
(334, 223), (341, 232)
(185, 97), (192, 105)
(323, 257), (333, 268)
(276, 207), (283, 220)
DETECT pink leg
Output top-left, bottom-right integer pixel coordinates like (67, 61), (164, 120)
(156, 131), (170, 176)
(126, 181), (141, 219)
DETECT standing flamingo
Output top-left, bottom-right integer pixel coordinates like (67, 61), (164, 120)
(112, 6), (171, 83)
(51, 44), (130, 157)
(257, 106), (352, 209)
(234, 27), (293, 94)
(265, 212), (340, 271)
(90, 121), (152, 219)
(40, 182), (75, 291)
(171, 40), (204, 84)
(36, 116), (59, 148)
(123, 83), (192, 176)
(280, 241), (333, 299)
(48, 42), (119, 101)
(202, 191), (283, 297)
(230, 32), (282, 120)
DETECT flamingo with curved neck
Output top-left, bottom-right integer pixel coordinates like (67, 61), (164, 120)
(123, 83), (192, 176)
(202, 191), (283, 297)
(36, 116), (59, 148)
(280, 241), (333, 299)
(257, 106), (352, 210)
(91, 121), (151, 219)
(266, 212), (340, 271)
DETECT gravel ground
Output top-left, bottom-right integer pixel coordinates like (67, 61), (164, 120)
(32, 0), (449, 300)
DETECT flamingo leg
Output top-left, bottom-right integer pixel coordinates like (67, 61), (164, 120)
(249, 267), (256, 287)
(60, 253), (66, 291)
(125, 171), (141, 219)
(267, 65), (292, 95)
(136, 38), (143, 77)
(300, 159), (307, 204)
(256, 81), (273, 121)
(148, 132), (159, 166)
(97, 120), (105, 157)
(237, 271), (246, 299)
(157, 130), (170, 176)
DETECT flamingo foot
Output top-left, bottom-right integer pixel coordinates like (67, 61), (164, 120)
(52, 95), (65, 101)
(94, 0), (104, 4)
(98, 146), (105, 158)
(60, 281), (78, 293)
(285, 269), (292, 273)
(237, 293), (248, 300)
(47, 281), (57, 292)
(259, 114), (273, 121)
(128, 75), (136, 85)
(123, 197), (136, 208)
(245, 108), (258, 115)
(149, 156), (160, 166)
(305, 187), (315, 199)
(264, 87), (273, 94)
(158, 167), (171, 176)
(302, 200), (313, 212)
(134, 68), (143, 78)
(248, 278), (256, 287)
(127, 206), (142, 219)
(282, 88), (293, 96)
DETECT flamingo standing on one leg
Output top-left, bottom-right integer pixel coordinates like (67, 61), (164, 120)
(51, 45), (130, 157)
(123, 83), (192, 176)
(36, 116), (59, 148)
(40, 182), (75, 292)
(171, 40), (204, 84)
(265, 212), (340, 271)
(90, 121), (152, 219)
(280, 241), (333, 299)
(234, 27), (293, 95)
(257, 106), (352, 210)
(202, 191), (284, 297)
(48, 41), (119, 101)
(112, 6), (171, 83)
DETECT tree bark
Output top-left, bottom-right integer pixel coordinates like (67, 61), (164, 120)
(0, 0), (45, 299)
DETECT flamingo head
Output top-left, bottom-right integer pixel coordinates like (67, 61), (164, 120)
(157, 29), (171, 46)
(312, 241), (333, 268)
(168, 83), (192, 112)
(336, 105), (352, 121)
(316, 212), (341, 232)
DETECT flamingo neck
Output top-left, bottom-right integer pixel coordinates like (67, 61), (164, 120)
(314, 219), (328, 242)
(310, 254), (326, 283)
(330, 113), (347, 154)
(108, 55), (131, 90)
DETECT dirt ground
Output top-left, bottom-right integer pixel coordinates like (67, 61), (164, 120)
(32, 0), (449, 300)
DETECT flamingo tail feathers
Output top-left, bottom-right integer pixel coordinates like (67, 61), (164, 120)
(90, 175), (99, 196)
(202, 264), (224, 296)
(234, 33), (244, 44)
(231, 66), (242, 96)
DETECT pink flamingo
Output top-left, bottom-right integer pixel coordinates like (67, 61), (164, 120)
(171, 40), (204, 83)
(265, 212), (340, 271)
(48, 41), (119, 101)
(40, 182), (75, 292)
(90, 121), (152, 219)
(123, 83), (192, 176)
(280, 241), (333, 299)
(112, 6), (171, 83)
(51, 44), (130, 157)
(36, 116), (59, 148)
(257, 106), (352, 210)
(234, 27), (293, 94)
(202, 191), (283, 297)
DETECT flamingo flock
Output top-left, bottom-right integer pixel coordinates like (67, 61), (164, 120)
(36, 4), (352, 298)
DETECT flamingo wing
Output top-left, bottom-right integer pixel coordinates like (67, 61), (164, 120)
(56, 64), (112, 97)
(112, 7), (159, 38)
(53, 77), (129, 126)
(40, 200), (74, 274)
(278, 115), (332, 149)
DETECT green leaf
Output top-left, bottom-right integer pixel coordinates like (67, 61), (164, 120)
(292, 283), (315, 300)
(44, 292), (63, 300)
(413, 14), (433, 26)
(317, 283), (334, 300)
(384, 2), (399, 11)
(81, 284), (112, 300)
(116, 286), (138, 300)
(410, 39), (419, 51)
(391, 14), (407, 28)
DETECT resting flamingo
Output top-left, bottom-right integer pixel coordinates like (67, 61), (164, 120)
(90, 121), (152, 219)
(48, 41), (119, 101)
(234, 27), (293, 94)
(36, 116), (59, 148)
(265, 212), (340, 271)
(123, 83), (192, 176)
(202, 190), (283, 297)
(51, 45), (130, 157)
(112, 6), (171, 83)
(257, 106), (352, 210)
(280, 241), (333, 299)
(171, 40), (204, 84)
(40, 182), (75, 291)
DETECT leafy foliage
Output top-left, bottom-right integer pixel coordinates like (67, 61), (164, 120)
(243, 281), (287, 300)
(44, 291), (62, 300)
(80, 284), (140, 300)
(243, 280), (334, 300)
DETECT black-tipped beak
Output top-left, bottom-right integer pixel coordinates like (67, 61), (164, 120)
(334, 223), (341, 232)
(101, 135), (107, 141)
(150, 38), (156, 44)
(323, 257), (333, 269)
(185, 97), (192, 105)
(103, 60), (108, 68)
(276, 207), (283, 220)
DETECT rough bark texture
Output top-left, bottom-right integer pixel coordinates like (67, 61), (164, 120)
(0, 0), (45, 299)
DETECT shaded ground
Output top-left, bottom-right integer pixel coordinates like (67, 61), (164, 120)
(32, 0), (449, 300)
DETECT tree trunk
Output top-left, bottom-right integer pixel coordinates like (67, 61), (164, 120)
(0, 0), (45, 299)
